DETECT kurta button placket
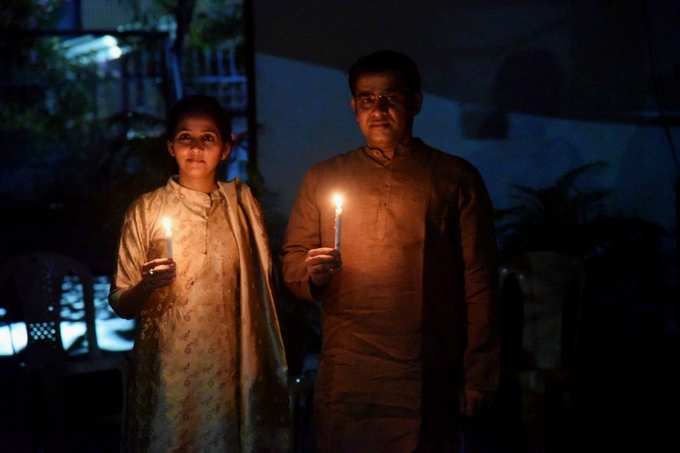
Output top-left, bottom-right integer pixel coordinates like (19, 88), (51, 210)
(376, 168), (394, 241)
(204, 213), (209, 255)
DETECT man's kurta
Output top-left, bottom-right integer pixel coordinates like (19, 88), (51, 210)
(282, 139), (499, 452)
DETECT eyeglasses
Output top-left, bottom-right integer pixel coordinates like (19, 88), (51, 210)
(354, 92), (408, 111)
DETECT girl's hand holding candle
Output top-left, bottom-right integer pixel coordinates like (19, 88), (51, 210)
(138, 216), (176, 291)
(141, 258), (176, 290)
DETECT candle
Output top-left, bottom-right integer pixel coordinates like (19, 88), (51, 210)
(333, 193), (343, 250)
(161, 216), (173, 258)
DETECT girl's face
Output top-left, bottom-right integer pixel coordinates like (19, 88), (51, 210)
(167, 115), (231, 183)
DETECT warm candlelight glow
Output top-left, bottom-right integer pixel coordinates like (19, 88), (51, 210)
(161, 216), (174, 258)
(332, 194), (343, 250)
(161, 216), (173, 238)
(333, 193), (343, 214)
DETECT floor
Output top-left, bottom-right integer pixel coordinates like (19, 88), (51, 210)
(1, 354), (676, 453)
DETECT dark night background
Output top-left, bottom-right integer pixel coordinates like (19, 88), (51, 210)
(1, 1), (679, 452)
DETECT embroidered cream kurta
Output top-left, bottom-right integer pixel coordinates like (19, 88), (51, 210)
(110, 177), (290, 453)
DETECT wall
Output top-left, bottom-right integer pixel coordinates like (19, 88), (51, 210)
(254, 1), (679, 236)
(256, 55), (677, 227)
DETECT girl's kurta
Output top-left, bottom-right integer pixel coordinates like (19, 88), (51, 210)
(110, 177), (290, 453)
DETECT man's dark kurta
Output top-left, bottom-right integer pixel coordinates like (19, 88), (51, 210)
(282, 139), (499, 452)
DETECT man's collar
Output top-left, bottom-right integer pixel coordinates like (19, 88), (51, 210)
(362, 137), (423, 163)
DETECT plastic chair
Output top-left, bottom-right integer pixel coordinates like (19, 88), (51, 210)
(0, 252), (127, 452)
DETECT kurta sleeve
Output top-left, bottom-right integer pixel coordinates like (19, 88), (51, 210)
(458, 167), (500, 392)
(281, 168), (321, 302)
(109, 200), (148, 317)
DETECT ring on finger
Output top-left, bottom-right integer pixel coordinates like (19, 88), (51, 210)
(149, 268), (155, 276)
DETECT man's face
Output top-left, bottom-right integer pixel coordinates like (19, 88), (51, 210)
(351, 71), (421, 150)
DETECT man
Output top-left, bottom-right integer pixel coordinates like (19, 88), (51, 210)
(282, 50), (499, 452)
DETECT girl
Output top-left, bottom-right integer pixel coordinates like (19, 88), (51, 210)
(109, 95), (289, 452)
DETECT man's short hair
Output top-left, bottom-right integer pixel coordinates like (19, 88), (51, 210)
(348, 50), (421, 95)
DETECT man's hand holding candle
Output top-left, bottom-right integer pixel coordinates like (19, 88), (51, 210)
(305, 248), (342, 287)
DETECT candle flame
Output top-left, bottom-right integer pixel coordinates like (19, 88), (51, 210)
(161, 216), (173, 238)
(332, 193), (343, 213)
